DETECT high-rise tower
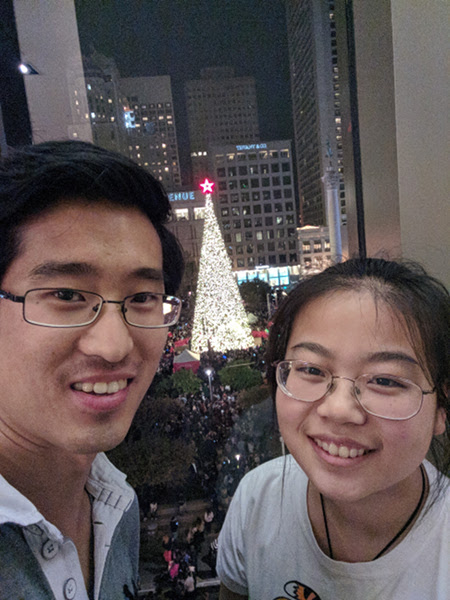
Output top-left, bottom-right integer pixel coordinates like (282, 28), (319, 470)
(185, 67), (260, 184)
(286, 0), (346, 227)
(120, 76), (182, 190)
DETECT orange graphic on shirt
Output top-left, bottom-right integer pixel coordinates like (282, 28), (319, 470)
(274, 580), (321, 600)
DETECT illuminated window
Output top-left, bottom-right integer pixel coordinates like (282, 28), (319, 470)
(174, 209), (189, 221)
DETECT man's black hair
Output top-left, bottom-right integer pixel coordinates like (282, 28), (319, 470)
(0, 140), (184, 294)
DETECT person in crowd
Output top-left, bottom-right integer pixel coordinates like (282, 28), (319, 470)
(217, 258), (449, 599)
(0, 141), (184, 598)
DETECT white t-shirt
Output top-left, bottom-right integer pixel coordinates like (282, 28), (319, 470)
(217, 456), (449, 600)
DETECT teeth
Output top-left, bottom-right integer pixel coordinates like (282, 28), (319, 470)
(315, 438), (366, 459)
(73, 379), (127, 395)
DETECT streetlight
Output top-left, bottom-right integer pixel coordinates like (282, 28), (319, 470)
(205, 368), (213, 403)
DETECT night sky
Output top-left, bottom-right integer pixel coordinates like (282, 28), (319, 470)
(75, 0), (293, 181)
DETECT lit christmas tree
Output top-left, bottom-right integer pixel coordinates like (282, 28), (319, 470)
(191, 179), (254, 353)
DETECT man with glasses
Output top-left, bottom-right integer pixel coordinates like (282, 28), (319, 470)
(0, 141), (184, 599)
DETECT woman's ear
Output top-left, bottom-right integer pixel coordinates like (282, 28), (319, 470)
(433, 405), (447, 436)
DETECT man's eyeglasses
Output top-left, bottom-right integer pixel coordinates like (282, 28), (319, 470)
(275, 359), (435, 421)
(0, 288), (181, 329)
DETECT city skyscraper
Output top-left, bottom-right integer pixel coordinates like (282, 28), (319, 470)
(119, 76), (182, 190)
(185, 67), (260, 184)
(2, 0), (92, 149)
(83, 50), (128, 156)
(286, 0), (346, 227)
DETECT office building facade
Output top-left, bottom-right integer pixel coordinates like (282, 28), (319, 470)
(120, 76), (182, 190)
(286, 0), (346, 226)
(211, 140), (300, 287)
(185, 67), (260, 184)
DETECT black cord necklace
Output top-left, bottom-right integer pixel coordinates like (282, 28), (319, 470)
(320, 464), (427, 561)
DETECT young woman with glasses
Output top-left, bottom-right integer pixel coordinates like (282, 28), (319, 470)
(217, 258), (449, 600)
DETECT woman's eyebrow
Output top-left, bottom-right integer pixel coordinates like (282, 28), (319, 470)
(290, 342), (333, 358)
(366, 351), (419, 366)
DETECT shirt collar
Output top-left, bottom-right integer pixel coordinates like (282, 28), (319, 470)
(0, 452), (134, 530)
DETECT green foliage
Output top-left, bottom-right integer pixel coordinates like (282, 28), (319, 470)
(153, 368), (202, 398)
(171, 368), (202, 396)
(237, 384), (270, 411)
(218, 360), (263, 391)
(107, 395), (195, 491)
(239, 278), (272, 314)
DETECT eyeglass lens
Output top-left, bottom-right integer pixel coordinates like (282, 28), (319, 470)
(278, 361), (422, 420)
(23, 288), (180, 328)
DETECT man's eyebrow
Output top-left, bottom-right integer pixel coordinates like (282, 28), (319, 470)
(29, 262), (98, 278)
(132, 267), (164, 281)
(28, 263), (165, 282)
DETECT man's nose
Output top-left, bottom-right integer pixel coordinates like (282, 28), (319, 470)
(77, 302), (134, 363)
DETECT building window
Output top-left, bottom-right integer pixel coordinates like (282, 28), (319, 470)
(242, 205), (251, 215)
(252, 192), (260, 201)
(272, 176), (280, 186)
(271, 163), (280, 173)
(235, 232), (242, 242)
(256, 231), (263, 240)
(263, 191), (271, 200)
(261, 164), (269, 174)
(253, 204), (261, 214)
(236, 246), (243, 255)
(244, 218), (252, 228)
(264, 204), (272, 214)
(231, 207), (240, 216)
(241, 192), (250, 202)
(239, 166), (248, 176)
(233, 220), (241, 229)
(228, 167), (237, 177)
(224, 234), (231, 243)
(250, 178), (259, 188)
(289, 253), (298, 263)
(276, 216), (284, 225)
(277, 229), (285, 238)
(254, 217), (262, 228)
(222, 220), (230, 230)
(283, 175), (292, 185)
(262, 177), (270, 187)
(240, 179), (249, 189)
(231, 193), (239, 203)
(267, 230), (274, 240)
(265, 216), (273, 226)
(237, 258), (245, 267)
(273, 190), (282, 199)
(221, 208), (229, 217)
(247, 244), (254, 254)
(174, 208), (189, 221)
(257, 243), (265, 253)
(268, 242), (275, 251)
(217, 167), (226, 177)
(279, 254), (287, 264)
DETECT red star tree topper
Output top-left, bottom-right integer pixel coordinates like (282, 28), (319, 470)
(199, 178), (215, 194)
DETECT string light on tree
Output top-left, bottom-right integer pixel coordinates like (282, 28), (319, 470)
(191, 179), (254, 353)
